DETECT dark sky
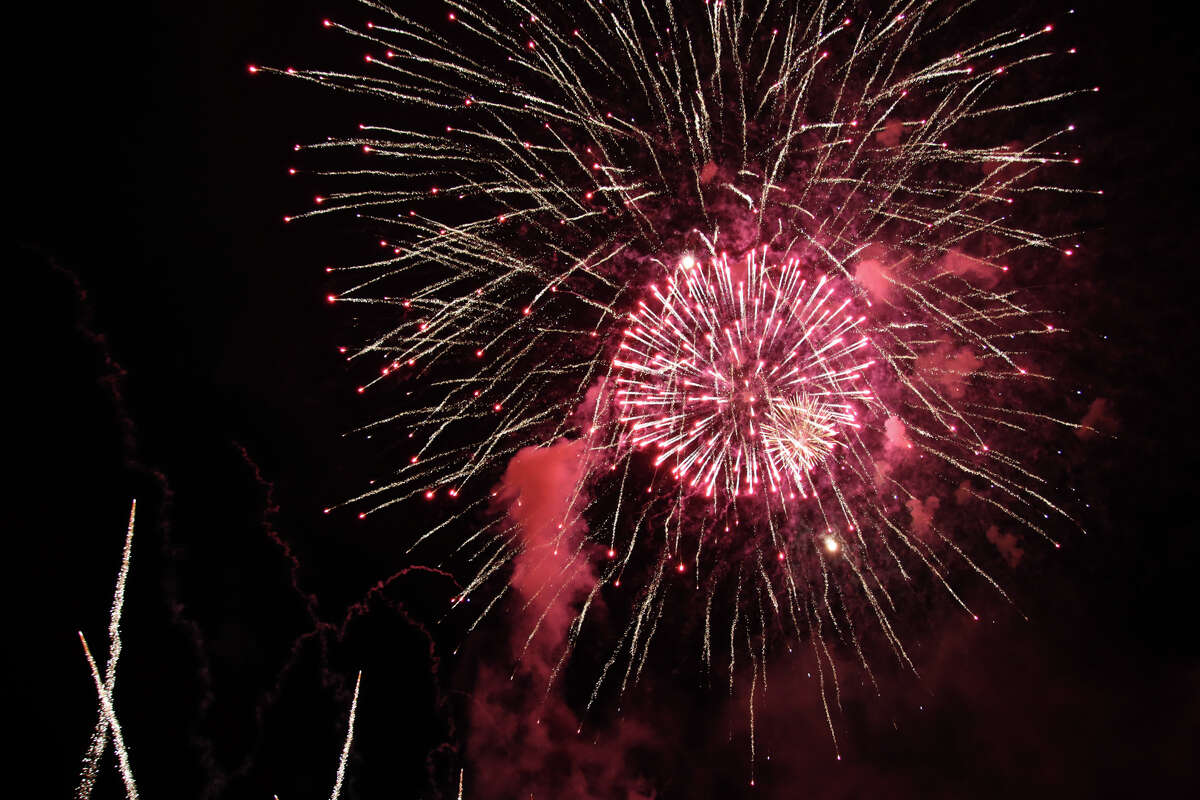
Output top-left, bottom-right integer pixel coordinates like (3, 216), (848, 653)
(9, 1), (1199, 798)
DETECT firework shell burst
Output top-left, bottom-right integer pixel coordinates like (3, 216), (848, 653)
(615, 252), (873, 503)
(263, 0), (1094, 759)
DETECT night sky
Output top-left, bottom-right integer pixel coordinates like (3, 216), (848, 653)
(10, 1), (1199, 798)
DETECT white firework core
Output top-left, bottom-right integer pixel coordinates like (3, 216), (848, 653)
(614, 251), (873, 500)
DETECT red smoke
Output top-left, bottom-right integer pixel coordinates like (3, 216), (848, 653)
(1076, 397), (1118, 439)
(985, 525), (1024, 568)
(465, 438), (654, 799)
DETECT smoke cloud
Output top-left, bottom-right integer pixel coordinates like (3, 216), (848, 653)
(884, 416), (914, 454)
(915, 342), (982, 399)
(466, 438), (654, 799)
(985, 525), (1024, 568)
(874, 118), (905, 147)
(937, 249), (1002, 289)
(1076, 397), (1118, 440)
(905, 495), (940, 537)
(853, 256), (894, 301)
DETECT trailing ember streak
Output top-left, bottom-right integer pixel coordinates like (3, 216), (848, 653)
(266, 0), (1091, 766)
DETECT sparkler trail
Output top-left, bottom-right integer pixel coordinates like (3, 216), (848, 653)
(76, 500), (137, 800)
(80, 633), (140, 800)
(330, 671), (363, 800)
(76, 500), (139, 800)
(260, 0), (1094, 767)
(75, 504), (370, 799)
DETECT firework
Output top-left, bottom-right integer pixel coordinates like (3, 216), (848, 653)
(330, 671), (363, 800)
(614, 251), (872, 501)
(76, 500), (137, 800)
(74, 502), (368, 799)
(261, 0), (1093, 765)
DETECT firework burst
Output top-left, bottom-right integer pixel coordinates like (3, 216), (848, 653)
(614, 251), (872, 501)
(260, 0), (1094, 766)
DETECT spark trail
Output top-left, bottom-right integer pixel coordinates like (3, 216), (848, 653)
(74, 503), (369, 798)
(330, 671), (362, 800)
(261, 0), (1094, 766)
(76, 499), (138, 800)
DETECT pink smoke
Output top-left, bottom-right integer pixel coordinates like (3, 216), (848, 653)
(873, 458), (894, 489)
(874, 118), (905, 147)
(937, 249), (1002, 289)
(884, 416), (914, 454)
(498, 437), (593, 631)
(466, 437), (654, 798)
(915, 341), (981, 399)
(905, 495), (940, 537)
(985, 525), (1024, 568)
(854, 256), (894, 301)
(1076, 397), (1118, 440)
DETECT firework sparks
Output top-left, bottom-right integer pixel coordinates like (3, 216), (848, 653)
(330, 671), (362, 800)
(263, 0), (1092, 766)
(76, 500), (138, 800)
(75, 503), (367, 799)
(614, 251), (871, 501)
